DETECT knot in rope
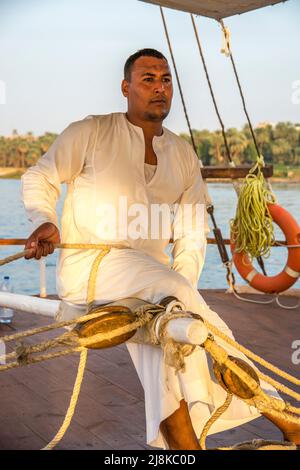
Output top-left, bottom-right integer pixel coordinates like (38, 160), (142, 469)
(220, 23), (231, 56)
(156, 308), (196, 373)
(15, 341), (30, 366)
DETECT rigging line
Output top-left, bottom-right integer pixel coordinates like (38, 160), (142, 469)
(191, 15), (269, 277)
(219, 19), (261, 158)
(220, 19), (273, 275)
(190, 13), (266, 280)
(159, 6), (198, 155)
(159, 6), (235, 285)
(218, 20), (276, 276)
(190, 14), (233, 165)
(159, 9), (235, 290)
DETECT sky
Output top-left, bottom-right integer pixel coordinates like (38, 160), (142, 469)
(0, 0), (299, 137)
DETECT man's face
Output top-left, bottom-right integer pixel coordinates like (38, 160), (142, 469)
(122, 56), (173, 123)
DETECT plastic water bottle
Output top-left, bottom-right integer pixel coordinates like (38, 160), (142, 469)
(0, 276), (14, 324)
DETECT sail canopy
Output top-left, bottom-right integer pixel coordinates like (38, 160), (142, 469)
(139, 0), (287, 20)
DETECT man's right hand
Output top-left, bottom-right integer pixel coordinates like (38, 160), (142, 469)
(24, 222), (61, 260)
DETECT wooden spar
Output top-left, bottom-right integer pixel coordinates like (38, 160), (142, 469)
(0, 292), (60, 317)
(0, 237), (287, 247)
(0, 292), (210, 347)
(201, 164), (273, 179)
(0, 166), (274, 188)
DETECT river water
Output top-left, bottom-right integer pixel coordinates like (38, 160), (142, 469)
(0, 180), (299, 295)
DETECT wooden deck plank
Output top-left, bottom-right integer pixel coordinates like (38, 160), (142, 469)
(0, 289), (299, 449)
(0, 419), (47, 450)
(0, 369), (114, 450)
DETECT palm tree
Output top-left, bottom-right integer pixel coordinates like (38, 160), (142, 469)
(17, 140), (29, 168)
(210, 131), (224, 164)
(39, 133), (56, 155)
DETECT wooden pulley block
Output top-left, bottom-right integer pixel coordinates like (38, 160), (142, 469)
(75, 305), (138, 349)
(213, 356), (260, 399)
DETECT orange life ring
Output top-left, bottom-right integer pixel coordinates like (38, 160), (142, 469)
(231, 203), (300, 294)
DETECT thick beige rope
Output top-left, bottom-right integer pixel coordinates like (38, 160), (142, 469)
(0, 306), (159, 371)
(201, 315), (300, 388)
(41, 248), (113, 450)
(42, 348), (88, 450)
(0, 309), (118, 344)
(153, 310), (196, 372)
(203, 337), (300, 426)
(0, 243), (127, 267)
(39, 249), (158, 450)
(199, 393), (233, 449)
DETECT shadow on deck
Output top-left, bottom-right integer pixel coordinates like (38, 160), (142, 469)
(0, 289), (299, 450)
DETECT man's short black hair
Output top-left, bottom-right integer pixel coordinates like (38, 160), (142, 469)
(124, 48), (167, 81)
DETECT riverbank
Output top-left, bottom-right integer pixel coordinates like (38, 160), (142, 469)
(0, 168), (24, 179)
(1, 167), (299, 183)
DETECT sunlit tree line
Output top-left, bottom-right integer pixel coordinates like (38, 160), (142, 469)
(0, 122), (299, 168)
(0, 130), (57, 168)
(180, 122), (300, 166)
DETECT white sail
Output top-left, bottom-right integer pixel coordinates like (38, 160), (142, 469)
(139, 0), (286, 20)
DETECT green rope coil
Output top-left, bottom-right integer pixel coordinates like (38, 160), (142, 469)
(230, 156), (277, 259)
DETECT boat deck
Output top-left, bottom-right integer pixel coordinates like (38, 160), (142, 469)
(0, 289), (299, 450)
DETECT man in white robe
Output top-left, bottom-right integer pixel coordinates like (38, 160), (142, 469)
(21, 48), (300, 449)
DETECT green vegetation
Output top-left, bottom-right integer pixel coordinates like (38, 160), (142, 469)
(0, 122), (299, 179)
(180, 122), (300, 171)
(0, 129), (57, 169)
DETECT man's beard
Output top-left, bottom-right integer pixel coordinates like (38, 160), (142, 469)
(144, 109), (169, 122)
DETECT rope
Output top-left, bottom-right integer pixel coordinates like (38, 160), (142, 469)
(199, 315), (300, 388)
(219, 19), (276, 277)
(0, 346), (85, 371)
(190, 14), (269, 283)
(219, 20), (261, 158)
(190, 14), (233, 165)
(159, 6), (197, 155)
(202, 337), (300, 426)
(0, 246), (160, 449)
(42, 349), (88, 450)
(218, 439), (297, 451)
(0, 309), (119, 344)
(133, 297), (300, 434)
(86, 249), (110, 305)
(0, 307), (155, 370)
(230, 157), (277, 259)
(275, 296), (300, 310)
(226, 261), (300, 310)
(152, 306), (300, 421)
(160, 6), (239, 294)
(40, 248), (114, 449)
(153, 309), (196, 372)
(199, 393), (233, 449)
(0, 242), (128, 267)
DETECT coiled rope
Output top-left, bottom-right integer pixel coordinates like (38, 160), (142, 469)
(230, 156), (277, 259)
